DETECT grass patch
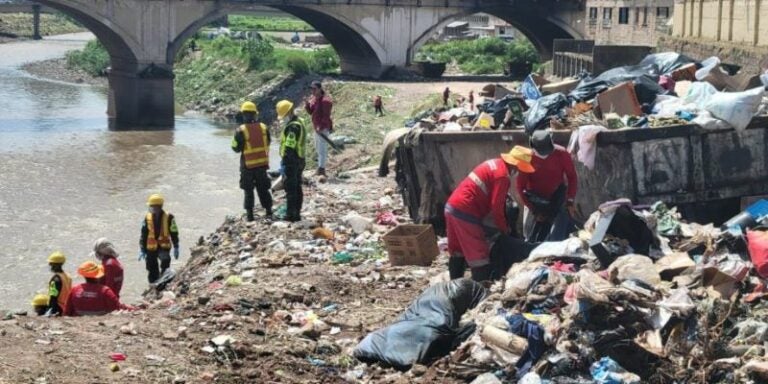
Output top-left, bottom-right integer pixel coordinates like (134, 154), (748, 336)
(173, 36), (340, 108)
(227, 15), (313, 32)
(65, 40), (109, 76)
(417, 37), (539, 75)
(0, 12), (84, 37)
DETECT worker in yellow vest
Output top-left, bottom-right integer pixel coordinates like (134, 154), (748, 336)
(46, 251), (72, 316)
(276, 100), (307, 222)
(231, 101), (273, 221)
(139, 194), (180, 283)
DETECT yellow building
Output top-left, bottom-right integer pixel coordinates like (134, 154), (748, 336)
(673, 0), (768, 45)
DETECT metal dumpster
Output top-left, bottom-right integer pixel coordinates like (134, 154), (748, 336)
(395, 117), (768, 233)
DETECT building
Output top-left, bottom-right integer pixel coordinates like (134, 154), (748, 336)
(672, 0), (767, 46)
(664, 0), (768, 73)
(584, 0), (674, 46)
(437, 13), (518, 41)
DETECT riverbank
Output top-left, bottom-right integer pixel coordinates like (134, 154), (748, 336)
(0, 13), (84, 41)
(22, 57), (107, 87)
(0, 165), (460, 384)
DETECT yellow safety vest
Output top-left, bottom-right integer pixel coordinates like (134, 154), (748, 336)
(49, 272), (71, 313)
(240, 123), (269, 169)
(146, 212), (172, 251)
(280, 119), (307, 159)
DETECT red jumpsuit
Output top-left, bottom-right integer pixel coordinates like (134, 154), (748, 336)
(445, 158), (510, 267)
(64, 283), (120, 316)
(101, 256), (124, 298)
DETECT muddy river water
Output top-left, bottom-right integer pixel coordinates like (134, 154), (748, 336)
(0, 33), (273, 309)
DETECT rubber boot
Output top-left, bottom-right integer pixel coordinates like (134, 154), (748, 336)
(470, 264), (492, 282)
(317, 167), (326, 177)
(246, 210), (255, 222)
(264, 209), (273, 221)
(448, 257), (466, 280)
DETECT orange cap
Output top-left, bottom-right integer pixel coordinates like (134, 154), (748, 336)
(500, 145), (535, 173)
(78, 261), (104, 279)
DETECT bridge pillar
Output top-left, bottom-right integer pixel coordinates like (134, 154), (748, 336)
(32, 4), (41, 40)
(107, 64), (175, 130)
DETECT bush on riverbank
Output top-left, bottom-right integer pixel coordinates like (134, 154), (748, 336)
(65, 40), (109, 76)
(227, 15), (313, 32)
(416, 37), (539, 75)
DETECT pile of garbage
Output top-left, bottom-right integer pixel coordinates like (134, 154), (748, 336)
(405, 83), (529, 132)
(354, 199), (768, 384)
(407, 52), (768, 134)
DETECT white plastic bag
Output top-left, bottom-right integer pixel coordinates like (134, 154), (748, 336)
(684, 82), (764, 130)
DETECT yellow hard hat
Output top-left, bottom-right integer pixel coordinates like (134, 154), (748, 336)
(147, 193), (164, 206)
(240, 101), (258, 113)
(47, 251), (66, 264)
(31, 294), (49, 307)
(276, 100), (294, 119)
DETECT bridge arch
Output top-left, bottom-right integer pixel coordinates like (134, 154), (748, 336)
(168, 5), (385, 77)
(409, 8), (581, 65)
(34, 0), (140, 71)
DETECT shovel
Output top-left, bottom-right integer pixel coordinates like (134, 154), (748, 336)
(317, 131), (343, 153)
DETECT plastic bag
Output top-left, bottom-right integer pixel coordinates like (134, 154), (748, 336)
(569, 64), (662, 103)
(528, 237), (590, 262)
(524, 93), (569, 134)
(638, 52), (696, 75)
(590, 357), (641, 384)
(353, 279), (488, 370)
(607, 255), (661, 286)
(684, 82), (764, 130)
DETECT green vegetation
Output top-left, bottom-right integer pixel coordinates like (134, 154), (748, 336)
(416, 37), (539, 75)
(227, 15), (313, 32)
(0, 12), (84, 38)
(299, 82), (401, 169)
(65, 40), (110, 76)
(173, 36), (339, 107)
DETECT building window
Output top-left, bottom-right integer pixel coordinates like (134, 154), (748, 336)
(657, 7), (670, 19)
(603, 7), (612, 21)
(619, 7), (629, 24)
(589, 7), (598, 20)
(642, 7), (648, 26)
(498, 27), (505, 35)
(635, 7), (641, 24)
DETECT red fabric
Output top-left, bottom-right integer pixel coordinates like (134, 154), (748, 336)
(304, 94), (333, 132)
(446, 158), (511, 233)
(516, 146), (578, 208)
(748, 230), (768, 278)
(445, 212), (490, 267)
(101, 256), (124, 298)
(64, 283), (120, 316)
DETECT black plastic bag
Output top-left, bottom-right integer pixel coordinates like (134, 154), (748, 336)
(637, 52), (697, 75)
(524, 93), (569, 134)
(353, 279), (488, 370)
(569, 64), (662, 104)
(478, 94), (527, 129)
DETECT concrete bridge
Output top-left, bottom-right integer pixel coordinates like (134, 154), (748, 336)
(13, 0), (586, 129)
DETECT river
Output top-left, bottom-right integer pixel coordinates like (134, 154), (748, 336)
(0, 33), (270, 310)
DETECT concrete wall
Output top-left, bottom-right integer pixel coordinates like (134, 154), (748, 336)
(674, 0), (767, 46)
(584, 0), (674, 46)
(658, 34), (768, 74)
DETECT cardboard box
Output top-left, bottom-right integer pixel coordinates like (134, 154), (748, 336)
(596, 81), (642, 117)
(383, 224), (439, 266)
(670, 63), (697, 82)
